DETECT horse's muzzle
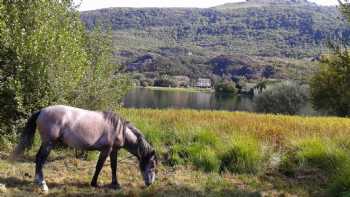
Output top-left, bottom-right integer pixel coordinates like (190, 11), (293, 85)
(145, 182), (152, 187)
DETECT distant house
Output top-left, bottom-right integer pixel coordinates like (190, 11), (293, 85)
(195, 78), (212, 88)
(173, 75), (190, 87)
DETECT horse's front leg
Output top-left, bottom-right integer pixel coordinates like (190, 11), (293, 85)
(91, 148), (112, 187)
(109, 148), (121, 189)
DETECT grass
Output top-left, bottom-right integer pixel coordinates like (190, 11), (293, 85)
(0, 152), (282, 197)
(219, 136), (263, 174)
(1, 108), (350, 196)
(119, 109), (350, 196)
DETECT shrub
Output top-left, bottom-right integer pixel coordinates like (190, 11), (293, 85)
(280, 138), (349, 176)
(169, 144), (188, 166)
(192, 147), (220, 172)
(154, 76), (176, 87)
(0, 1), (130, 140)
(254, 81), (309, 115)
(214, 80), (238, 94)
(297, 139), (347, 171)
(329, 164), (350, 197)
(140, 78), (154, 87)
(310, 49), (350, 117)
(219, 136), (263, 174)
(168, 130), (222, 171)
(0, 1), (88, 138)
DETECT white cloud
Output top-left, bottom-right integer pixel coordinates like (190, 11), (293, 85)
(75, 0), (339, 11)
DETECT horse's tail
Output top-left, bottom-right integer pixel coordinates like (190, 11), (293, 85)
(12, 110), (41, 158)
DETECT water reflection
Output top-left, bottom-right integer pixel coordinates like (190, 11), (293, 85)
(123, 88), (254, 111)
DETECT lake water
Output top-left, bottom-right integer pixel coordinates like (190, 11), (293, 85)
(123, 88), (255, 112)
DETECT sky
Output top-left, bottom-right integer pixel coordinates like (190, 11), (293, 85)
(75, 0), (339, 11)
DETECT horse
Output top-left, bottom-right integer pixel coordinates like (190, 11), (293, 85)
(12, 105), (157, 192)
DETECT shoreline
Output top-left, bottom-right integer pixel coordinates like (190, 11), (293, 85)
(139, 86), (215, 93)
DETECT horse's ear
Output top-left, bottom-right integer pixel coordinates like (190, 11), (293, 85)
(151, 150), (158, 164)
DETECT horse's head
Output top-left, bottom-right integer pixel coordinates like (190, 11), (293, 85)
(139, 150), (157, 186)
(123, 122), (158, 187)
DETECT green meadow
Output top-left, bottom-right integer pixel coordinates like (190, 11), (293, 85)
(0, 109), (349, 196)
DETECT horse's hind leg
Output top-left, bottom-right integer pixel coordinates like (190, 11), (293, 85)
(109, 149), (121, 189)
(35, 142), (53, 192)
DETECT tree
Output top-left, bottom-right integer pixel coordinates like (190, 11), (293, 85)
(310, 47), (350, 116)
(0, 0), (88, 138)
(309, 0), (350, 116)
(0, 1), (130, 140)
(254, 82), (309, 115)
(214, 80), (238, 94)
(72, 26), (131, 110)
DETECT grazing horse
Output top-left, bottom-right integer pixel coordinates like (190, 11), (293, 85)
(12, 105), (157, 192)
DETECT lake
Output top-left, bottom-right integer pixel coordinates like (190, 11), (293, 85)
(123, 87), (255, 112)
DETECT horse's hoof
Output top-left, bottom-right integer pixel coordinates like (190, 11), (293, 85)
(37, 181), (49, 193)
(90, 182), (99, 188)
(0, 184), (7, 193)
(108, 183), (121, 190)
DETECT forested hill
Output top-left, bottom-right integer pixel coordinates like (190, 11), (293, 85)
(80, 0), (349, 81)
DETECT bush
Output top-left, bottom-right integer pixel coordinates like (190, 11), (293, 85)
(280, 138), (349, 177)
(140, 78), (154, 87)
(219, 136), (263, 174)
(190, 146), (220, 172)
(280, 138), (350, 196)
(329, 164), (350, 197)
(297, 139), (347, 172)
(170, 134), (264, 174)
(0, 1), (88, 137)
(169, 144), (187, 166)
(254, 81), (309, 115)
(310, 51), (350, 117)
(168, 130), (222, 171)
(154, 76), (176, 87)
(214, 80), (238, 94)
(0, 2), (130, 140)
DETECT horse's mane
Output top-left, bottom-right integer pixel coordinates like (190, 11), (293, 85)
(102, 111), (123, 129)
(102, 111), (154, 159)
(127, 123), (154, 159)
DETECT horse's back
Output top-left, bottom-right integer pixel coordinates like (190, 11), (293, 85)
(39, 105), (101, 125)
(37, 105), (109, 148)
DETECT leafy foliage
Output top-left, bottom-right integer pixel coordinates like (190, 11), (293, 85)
(310, 48), (350, 116)
(214, 80), (238, 94)
(0, 1), (130, 139)
(254, 81), (309, 115)
(310, 0), (350, 117)
(72, 26), (131, 110)
(0, 0), (88, 138)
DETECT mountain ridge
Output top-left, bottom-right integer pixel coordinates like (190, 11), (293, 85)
(80, 1), (348, 84)
(214, 0), (317, 9)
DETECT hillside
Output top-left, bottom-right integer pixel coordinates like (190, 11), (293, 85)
(80, 0), (349, 84)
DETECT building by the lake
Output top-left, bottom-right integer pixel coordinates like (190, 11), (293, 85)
(195, 78), (212, 88)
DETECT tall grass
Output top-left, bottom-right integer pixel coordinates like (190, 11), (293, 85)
(120, 109), (350, 195)
(220, 136), (263, 174)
